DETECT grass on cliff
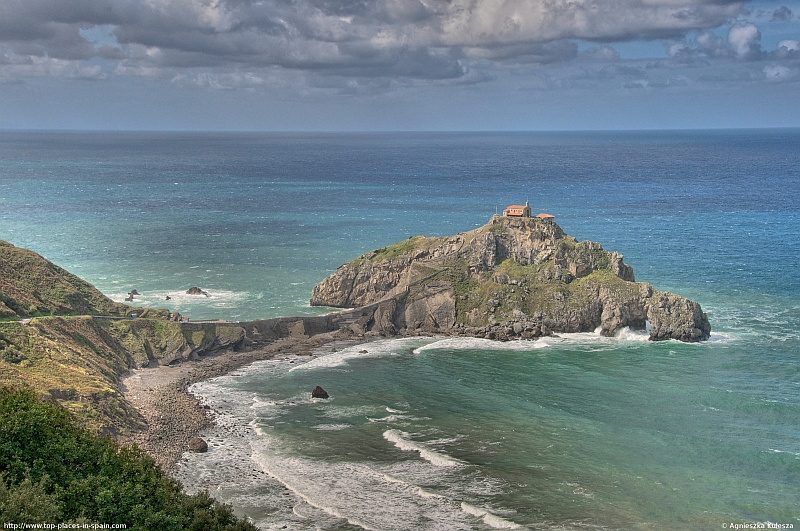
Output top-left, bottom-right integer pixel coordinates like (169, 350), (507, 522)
(0, 317), (244, 434)
(0, 241), (130, 319)
(440, 257), (639, 326)
(365, 235), (455, 262)
(0, 387), (257, 531)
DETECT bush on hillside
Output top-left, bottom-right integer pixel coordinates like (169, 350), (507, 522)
(0, 387), (257, 531)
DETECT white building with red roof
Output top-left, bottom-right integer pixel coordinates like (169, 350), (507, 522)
(502, 201), (532, 218)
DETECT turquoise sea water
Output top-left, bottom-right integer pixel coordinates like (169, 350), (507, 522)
(1, 130), (799, 529)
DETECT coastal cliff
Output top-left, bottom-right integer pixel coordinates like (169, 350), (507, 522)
(0, 240), (251, 432)
(311, 215), (711, 342)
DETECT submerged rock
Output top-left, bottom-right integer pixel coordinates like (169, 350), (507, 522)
(311, 386), (329, 399)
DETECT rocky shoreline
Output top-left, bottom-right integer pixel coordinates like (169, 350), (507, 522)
(121, 330), (361, 470)
(120, 314), (710, 472)
(120, 326), (461, 470)
(312, 215), (711, 343)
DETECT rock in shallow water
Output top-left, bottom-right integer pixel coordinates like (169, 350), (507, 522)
(188, 437), (208, 452)
(186, 286), (209, 296)
(312, 386), (329, 399)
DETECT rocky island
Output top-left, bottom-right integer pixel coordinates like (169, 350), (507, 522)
(312, 215), (710, 342)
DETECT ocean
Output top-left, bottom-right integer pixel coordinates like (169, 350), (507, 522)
(1, 130), (798, 529)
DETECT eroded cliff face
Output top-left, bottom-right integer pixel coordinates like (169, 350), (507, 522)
(311, 216), (710, 342)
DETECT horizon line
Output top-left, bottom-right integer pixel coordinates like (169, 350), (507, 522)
(2, 126), (799, 135)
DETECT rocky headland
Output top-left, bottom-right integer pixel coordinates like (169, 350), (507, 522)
(311, 215), (710, 343)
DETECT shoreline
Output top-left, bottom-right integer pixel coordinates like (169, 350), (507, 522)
(118, 319), (670, 472)
(120, 329), (367, 471)
(117, 325), (579, 471)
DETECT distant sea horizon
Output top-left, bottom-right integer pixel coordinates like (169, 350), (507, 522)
(3, 126), (799, 136)
(2, 129), (798, 530)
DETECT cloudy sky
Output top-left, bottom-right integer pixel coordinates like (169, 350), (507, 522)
(1, 0), (798, 130)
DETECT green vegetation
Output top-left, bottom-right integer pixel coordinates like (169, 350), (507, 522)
(432, 248), (639, 327)
(0, 317), (244, 433)
(0, 241), (130, 319)
(365, 234), (459, 263)
(0, 241), (247, 431)
(0, 387), (257, 530)
(368, 236), (427, 261)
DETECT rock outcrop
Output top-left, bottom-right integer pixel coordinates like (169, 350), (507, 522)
(186, 287), (209, 297)
(311, 386), (329, 399)
(311, 216), (710, 342)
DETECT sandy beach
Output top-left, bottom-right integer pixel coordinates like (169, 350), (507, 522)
(120, 330), (363, 471)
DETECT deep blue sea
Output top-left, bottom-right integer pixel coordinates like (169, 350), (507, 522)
(1, 130), (799, 530)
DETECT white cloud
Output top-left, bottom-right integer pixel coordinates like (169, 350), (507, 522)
(0, 0), (749, 82)
(579, 46), (621, 62)
(695, 30), (728, 57)
(1, 0), (797, 93)
(727, 22), (761, 59)
(764, 64), (797, 82)
(0, 56), (106, 81)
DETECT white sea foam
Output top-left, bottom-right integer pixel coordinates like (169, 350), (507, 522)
(110, 288), (250, 311)
(312, 423), (352, 431)
(288, 337), (424, 372)
(384, 429), (463, 467)
(368, 414), (409, 423)
(707, 331), (737, 342)
(613, 327), (650, 342)
(461, 502), (523, 529)
(180, 339), (519, 531)
(413, 337), (538, 354)
(249, 442), (476, 531)
(321, 404), (383, 419)
(768, 448), (800, 457)
(413, 328), (660, 356)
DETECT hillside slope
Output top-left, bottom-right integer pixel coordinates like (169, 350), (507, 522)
(0, 240), (249, 432)
(0, 240), (129, 319)
(311, 215), (711, 342)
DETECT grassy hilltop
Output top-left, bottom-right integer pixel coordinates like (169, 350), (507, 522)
(0, 240), (131, 319)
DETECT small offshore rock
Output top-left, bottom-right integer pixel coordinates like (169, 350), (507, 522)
(312, 386), (329, 399)
(186, 286), (209, 297)
(188, 437), (208, 453)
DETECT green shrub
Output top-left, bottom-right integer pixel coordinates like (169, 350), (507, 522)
(0, 387), (257, 531)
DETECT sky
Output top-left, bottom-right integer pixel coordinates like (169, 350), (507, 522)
(0, 0), (798, 130)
